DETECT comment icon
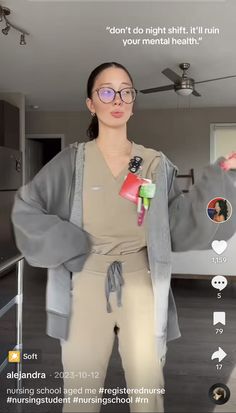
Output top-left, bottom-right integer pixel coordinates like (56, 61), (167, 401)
(211, 275), (228, 291)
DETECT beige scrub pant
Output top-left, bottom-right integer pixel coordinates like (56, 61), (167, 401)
(61, 249), (165, 412)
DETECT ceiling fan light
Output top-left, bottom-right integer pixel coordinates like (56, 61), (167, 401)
(176, 88), (193, 96)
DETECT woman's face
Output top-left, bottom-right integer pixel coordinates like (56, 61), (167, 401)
(86, 67), (134, 130)
(215, 201), (221, 213)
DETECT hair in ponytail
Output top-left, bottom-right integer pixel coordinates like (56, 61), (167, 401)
(86, 62), (134, 140)
(87, 114), (99, 140)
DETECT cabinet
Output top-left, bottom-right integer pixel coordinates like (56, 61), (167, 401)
(0, 100), (20, 150)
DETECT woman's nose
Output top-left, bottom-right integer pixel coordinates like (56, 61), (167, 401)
(113, 92), (123, 104)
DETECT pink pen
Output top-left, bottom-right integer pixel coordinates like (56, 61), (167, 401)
(137, 205), (146, 226)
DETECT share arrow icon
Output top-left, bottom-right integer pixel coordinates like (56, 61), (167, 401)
(211, 347), (227, 362)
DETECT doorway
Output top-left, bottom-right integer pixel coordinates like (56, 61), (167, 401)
(25, 134), (65, 183)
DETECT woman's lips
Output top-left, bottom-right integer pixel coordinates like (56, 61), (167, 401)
(111, 112), (124, 118)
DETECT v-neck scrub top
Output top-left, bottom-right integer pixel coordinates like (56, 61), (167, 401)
(83, 139), (161, 255)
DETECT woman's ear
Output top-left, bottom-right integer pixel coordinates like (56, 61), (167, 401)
(86, 97), (94, 113)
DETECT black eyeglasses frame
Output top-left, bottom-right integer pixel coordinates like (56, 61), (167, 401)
(92, 87), (138, 104)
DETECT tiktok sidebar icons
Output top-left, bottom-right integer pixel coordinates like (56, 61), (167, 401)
(207, 197), (233, 405)
(208, 383), (230, 405)
(209, 276), (230, 404)
(206, 197), (232, 224)
(211, 275), (227, 298)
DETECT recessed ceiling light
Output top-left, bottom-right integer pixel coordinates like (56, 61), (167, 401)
(30, 105), (40, 110)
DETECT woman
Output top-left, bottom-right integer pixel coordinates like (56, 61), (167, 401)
(11, 62), (236, 413)
(62, 62), (166, 412)
(213, 199), (228, 222)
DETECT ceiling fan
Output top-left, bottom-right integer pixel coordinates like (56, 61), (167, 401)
(140, 63), (236, 97)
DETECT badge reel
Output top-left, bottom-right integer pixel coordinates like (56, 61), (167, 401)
(119, 156), (156, 226)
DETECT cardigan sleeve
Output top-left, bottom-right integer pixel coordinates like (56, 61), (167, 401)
(11, 146), (92, 268)
(168, 156), (236, 252)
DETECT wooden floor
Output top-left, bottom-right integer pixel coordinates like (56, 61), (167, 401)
(0, 263), (235, 413)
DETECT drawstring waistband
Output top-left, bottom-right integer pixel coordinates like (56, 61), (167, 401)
(105, 261), (124, 313)
(76, 248), (149, 313)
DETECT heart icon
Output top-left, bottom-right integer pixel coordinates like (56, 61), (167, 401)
(211, 240), (227, 255)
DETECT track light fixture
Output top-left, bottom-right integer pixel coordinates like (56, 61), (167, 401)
(20, 34), (26, 45)
(2, 24), (10, 35)
(0, 4), (29, 45)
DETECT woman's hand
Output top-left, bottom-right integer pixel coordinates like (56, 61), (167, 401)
(220, 152), (236, 171)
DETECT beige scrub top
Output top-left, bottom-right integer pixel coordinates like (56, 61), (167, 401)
(83, 139), (161, 255)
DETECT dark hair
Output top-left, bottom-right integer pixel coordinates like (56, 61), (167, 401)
(86, 62), (134, 140)
(214, 199), (228, 220)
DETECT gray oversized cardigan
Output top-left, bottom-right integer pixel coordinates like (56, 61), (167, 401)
(11, 141), (236, 360)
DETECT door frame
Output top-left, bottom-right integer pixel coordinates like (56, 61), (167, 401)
(26, 133), (65, 149)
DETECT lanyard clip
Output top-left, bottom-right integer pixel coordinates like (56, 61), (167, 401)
(128, 156), (143, 174)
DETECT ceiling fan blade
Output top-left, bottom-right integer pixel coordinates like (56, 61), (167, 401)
(162, 68), (182, 83)
(195, 75), (236, 85)
(192, 90), (201, 97)
(140, 84), (174, 94)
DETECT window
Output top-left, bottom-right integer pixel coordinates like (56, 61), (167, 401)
(210, 123), (236, 163)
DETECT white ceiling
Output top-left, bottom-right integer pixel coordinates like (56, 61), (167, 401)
(1, 0), (236, 111)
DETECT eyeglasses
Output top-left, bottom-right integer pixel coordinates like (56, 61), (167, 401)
(93, 87), (137, 104)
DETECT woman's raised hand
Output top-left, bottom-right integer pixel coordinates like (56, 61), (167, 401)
(220, 152), (236, 171)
